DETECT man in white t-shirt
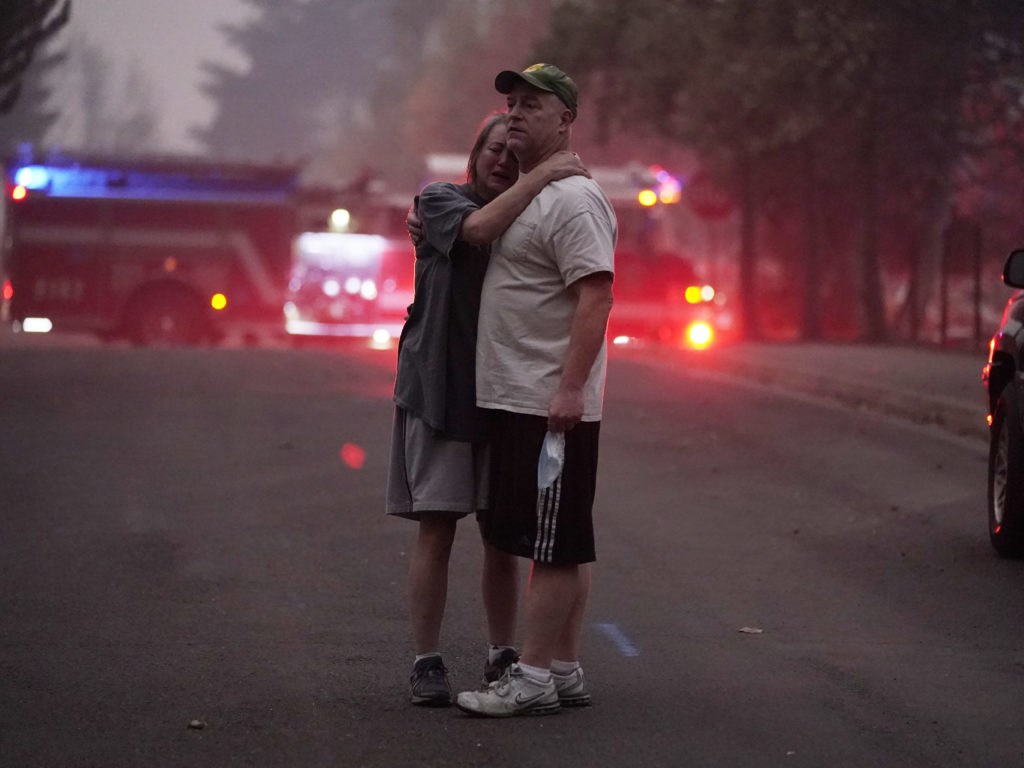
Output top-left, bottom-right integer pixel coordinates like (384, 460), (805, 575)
(456, 63), (617, 718)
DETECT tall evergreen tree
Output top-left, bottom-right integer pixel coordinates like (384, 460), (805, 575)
(196, 0), (404, 176)
(0, 45), (63, 156)
(197, 0), (560, 188)
(72, 42), (159, 154)
(0, 0), (69, 114)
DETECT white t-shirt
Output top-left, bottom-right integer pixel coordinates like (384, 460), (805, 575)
(476, 175), (616, 420)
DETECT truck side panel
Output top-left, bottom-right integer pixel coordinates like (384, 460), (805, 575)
(8, 195), (295, 340)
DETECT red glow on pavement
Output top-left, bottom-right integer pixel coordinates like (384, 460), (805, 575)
(340, 443), (365, 469)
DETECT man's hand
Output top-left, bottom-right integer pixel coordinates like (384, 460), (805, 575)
(547, 385), (584, 433)
(406, 204), (423, 245)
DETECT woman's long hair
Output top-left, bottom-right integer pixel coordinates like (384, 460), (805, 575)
(466, 112), (508, 187)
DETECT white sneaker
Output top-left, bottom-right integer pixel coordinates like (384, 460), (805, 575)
(552, 667), (591, 707)
(455, 663), (560, 717)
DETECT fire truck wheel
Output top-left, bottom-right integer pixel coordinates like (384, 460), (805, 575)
(127, 288), (208, 347)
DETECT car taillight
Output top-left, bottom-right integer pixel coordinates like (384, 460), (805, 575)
(2, 278), (12, 301)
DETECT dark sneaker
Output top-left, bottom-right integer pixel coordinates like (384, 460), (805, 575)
(456, 663), (560, 718)
(410, 655), (451, 707)
(483, 647), (519, 684)
(552, 667), (591, 707)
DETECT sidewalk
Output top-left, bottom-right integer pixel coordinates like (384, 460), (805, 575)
(619, 341), (990, 442)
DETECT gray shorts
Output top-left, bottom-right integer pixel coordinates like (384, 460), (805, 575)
(385, 407), (489, 520)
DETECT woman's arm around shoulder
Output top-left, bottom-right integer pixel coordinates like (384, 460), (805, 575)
(460, 151), (590, 245)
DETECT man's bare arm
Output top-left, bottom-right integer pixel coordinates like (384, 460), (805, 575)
(547, 271), (614, 433)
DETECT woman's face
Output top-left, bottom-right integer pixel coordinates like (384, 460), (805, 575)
(473, 122), (519, 201)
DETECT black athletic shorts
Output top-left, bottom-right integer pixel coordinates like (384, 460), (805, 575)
(481, 409), (599, 565)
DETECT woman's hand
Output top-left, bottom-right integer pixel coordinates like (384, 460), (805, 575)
(406, 204), (423, 245)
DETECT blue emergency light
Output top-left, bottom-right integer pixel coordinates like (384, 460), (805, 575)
(7, 157), (298, 203)
(13, 165), (51, 190)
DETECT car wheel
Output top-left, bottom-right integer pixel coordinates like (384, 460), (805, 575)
(988, 384), (1024, 557)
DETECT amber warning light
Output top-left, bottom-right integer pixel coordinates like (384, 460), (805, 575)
(685, 285), (716, 304)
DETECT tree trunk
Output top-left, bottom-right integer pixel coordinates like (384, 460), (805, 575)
(800, 140), (823, 340)
(857, 112), (888, 342)
(894, 178), (951, 342)
(737, 153), (760, 340)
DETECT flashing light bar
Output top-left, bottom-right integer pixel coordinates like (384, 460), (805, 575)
(14, 165), (51, 190)
(5, 161), (297, 203)
(652, 165), (682, 204)
(635, 165), (682, 207)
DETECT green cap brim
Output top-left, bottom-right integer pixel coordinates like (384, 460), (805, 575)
(494, 70), (577, 119)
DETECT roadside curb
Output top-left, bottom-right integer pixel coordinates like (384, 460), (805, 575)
(729, 359), (988, 442)
(612, 343), (989, 443)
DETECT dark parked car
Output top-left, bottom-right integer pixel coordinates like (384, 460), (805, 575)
(983, 248), (1024, 556)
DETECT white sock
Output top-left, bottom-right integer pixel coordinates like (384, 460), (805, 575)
(488, 645), (517, 664)
(551, 659), (580, 676)
(517, 661), (551, 683)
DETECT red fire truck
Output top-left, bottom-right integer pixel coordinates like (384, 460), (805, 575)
(1, 151), (299, 345)
(585, 162), (728, 349)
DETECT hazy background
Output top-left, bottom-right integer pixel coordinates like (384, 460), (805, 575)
(5, 0), (1024, 344)
(56, 0), (257, 153)
(5, 0), (688, 187)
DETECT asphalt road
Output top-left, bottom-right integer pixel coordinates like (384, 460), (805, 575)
(1, 339), (1021, 767)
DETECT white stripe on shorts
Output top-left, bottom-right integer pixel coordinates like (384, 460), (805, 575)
(534, 476), (562, 563)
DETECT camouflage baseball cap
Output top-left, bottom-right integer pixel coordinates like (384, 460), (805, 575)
(495, 63), (578, 120)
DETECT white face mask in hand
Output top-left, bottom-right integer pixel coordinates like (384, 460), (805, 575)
(537, 431), (565, 490)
